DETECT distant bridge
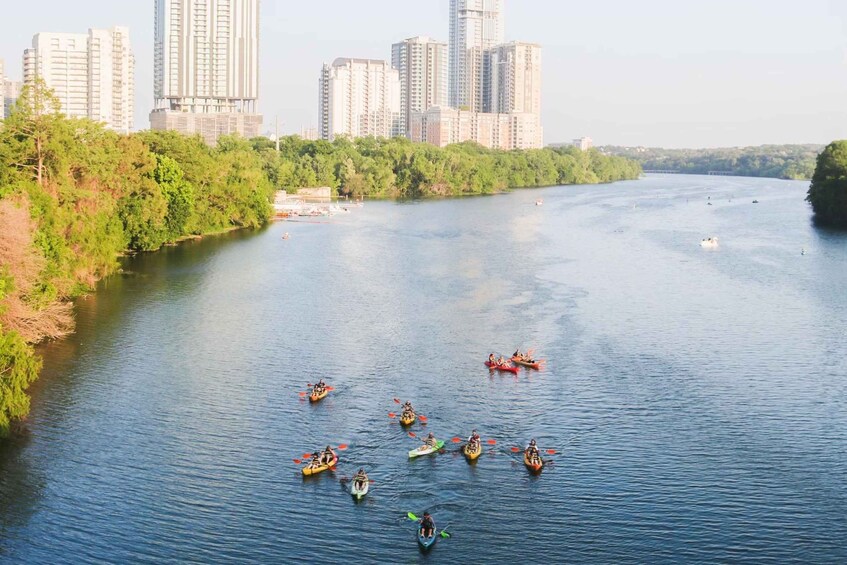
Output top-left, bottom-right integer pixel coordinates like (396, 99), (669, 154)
(707, 171), (735, 176)
(642, 169), (680, 174)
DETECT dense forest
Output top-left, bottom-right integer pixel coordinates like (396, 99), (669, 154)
(0, 82), (640, 437)
(806, 141), (847, 228)
(601, 144), (821, 180)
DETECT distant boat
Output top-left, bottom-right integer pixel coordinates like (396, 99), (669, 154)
(700, 237), (719, 248)
(536, 199), (544, 206)
(752, 200), (759, 204)
(801, 248), (806, 256)
(282, 232), (290, 240)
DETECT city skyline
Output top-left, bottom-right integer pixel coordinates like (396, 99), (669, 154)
(0, 0), (846, 147)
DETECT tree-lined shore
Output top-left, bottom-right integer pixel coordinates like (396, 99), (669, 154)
(0, 83), (641, 437)
(600, 144), (821, 180)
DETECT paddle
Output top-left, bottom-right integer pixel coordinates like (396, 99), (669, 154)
(393, 398), (402, 404)
(440, 525), (452, 539)
(388, 412), (396, 418)
(407, 512), (419, 521)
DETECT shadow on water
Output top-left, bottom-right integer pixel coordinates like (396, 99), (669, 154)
(811, 215), (847, 238)
(0, 432), (43, 555)
(0, 227), (267, 553)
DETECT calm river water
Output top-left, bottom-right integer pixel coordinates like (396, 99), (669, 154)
(1, 175), (846, 563)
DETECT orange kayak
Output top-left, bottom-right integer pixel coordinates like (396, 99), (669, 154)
(524, 452), (543, 473)
(485, 361), (518, 374)
(511, 357), (542, 370)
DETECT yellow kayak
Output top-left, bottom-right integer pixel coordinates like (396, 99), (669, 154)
(400, 412), (416, 426)
(309, 388), (329, 403)
(302, 453), (338, 476)
(463, 442), (482, 461)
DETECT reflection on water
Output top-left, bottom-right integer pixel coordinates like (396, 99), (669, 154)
(1, 176), (846, 562)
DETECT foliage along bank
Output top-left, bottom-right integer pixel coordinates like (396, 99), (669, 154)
(249, 135), (641, 199)
(0, 82), (274, 436)
(601, 144), (821, 180)
(0, 82), (641, 437)
(807, 140), (847, 228)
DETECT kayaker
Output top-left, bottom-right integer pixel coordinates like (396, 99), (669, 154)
(353, 468), (368, 489)
(513, 349), (522, 359)
(320, 445), (335, 465)
(488, 353), (496, 363)
(467, 429), (480, 445)
(420, 512), (435, 538)
(525, 439), (540, 460)
(497, 356), (508, 366)
(424, 432), (439, 448)
(308, 452), (321, 468)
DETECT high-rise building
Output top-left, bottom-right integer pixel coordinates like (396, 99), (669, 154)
(484, 41), (541, 116)
(0, 59), (17, 119)
(410, 106), (541, 150)
(150, 0), (261, 145)
(448, 0), (504, 112)
(391, 36), (448, 137)
(319, 58), (401, 141)
(572, 137), (593, 151)
(22, 28), (134, 131)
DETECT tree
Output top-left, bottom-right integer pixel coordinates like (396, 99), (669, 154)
(0, 79), (70, 189)
(807, 140), (847, 227)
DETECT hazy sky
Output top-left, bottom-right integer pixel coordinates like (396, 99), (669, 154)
(1, 0), (846, 147)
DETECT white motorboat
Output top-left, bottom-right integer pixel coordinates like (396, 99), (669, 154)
(700, 237), (719, 248)
(536, 199), (544, 206)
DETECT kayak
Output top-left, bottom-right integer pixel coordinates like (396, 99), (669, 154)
(302, 453), (338, 476)
(400, 412), (416, 426)
(418, 519), (437, 550)
(524, 452), (543, 473)
(463, 442), (482, 461)
(485, 361), (518, 374)
(409, 440), (445, 459)
(350, 478), (369, 499)
(309, 388), (329, 402)
(511, 357), (542, 370)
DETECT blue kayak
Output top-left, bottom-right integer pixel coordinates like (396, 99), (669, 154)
(418, 520), (437, 550)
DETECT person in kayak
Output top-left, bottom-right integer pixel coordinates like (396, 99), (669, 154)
(320, 445), (335, 465)
(353, 468), (368, 489)
(402, 401), (414, 413)
(496, 355), (508, 366)
(420, 512), (435, 538)
(525, 439), (540, 461)
(424, 432), (439, 448)
(488, 353), (496, 363)
(467, 430), (481, 451)
(513, 349), (522, 360)
(307, 452), (322, 468)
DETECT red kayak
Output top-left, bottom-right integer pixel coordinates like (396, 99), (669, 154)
(485, 361), (519, 374)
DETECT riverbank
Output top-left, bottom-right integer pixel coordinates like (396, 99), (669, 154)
(0, 83), (642, 437)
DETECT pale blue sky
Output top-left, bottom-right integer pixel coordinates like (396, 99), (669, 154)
(1, 0), (846, 147)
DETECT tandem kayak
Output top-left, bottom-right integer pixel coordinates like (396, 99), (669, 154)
(309, 388), (329, 402)
(511, 357), (542, 370)
(418, 520), (437, 550)
(409, 440), (445, 459)
(400, 412), (416, 426)
(350, 478), (369, 499)
(485, 361), (518, 374)
(302, 453), (338, 476)
(463, 442), (482, 461)
(524, 452), (543, 473)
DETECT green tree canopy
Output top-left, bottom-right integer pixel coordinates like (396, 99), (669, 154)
(807, 140), (847, 228)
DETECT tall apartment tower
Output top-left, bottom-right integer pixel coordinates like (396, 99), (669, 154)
(319, 58), (401, 141)
(391, 36), (448, 138)
(150, 0), (261, 145)
(448, 0), (504, 112)
(22, 28), (135, 131)
(484, 41), (541, 115)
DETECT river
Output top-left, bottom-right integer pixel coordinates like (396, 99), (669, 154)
(1, 175), (846, 563)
